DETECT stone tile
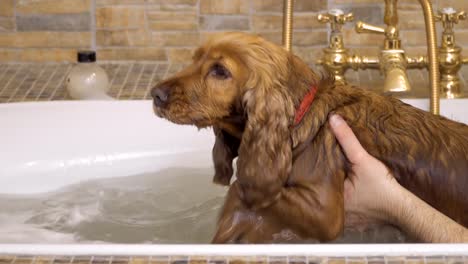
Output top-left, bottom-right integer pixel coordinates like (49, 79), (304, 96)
(200, 0), (249, 14)
(0, 0), (15, 17)
(118, 61), (144, 98)
(168, 48), (194, 63)
(398, 10), (425, 30)
(97, 0), (146, 5)
(0, 18), (15, 32)
(385, 256), (406, 264)
(345, 4), (383, 26)
(256, 31), (282, 45)
(48, 63), (72, 99)
(96, 7), (146, 28)
(228, 260), (247, 264)
(98, 48), (167, 61)
(23, 64), (56, 99)
(453, 31), (468, 46)
(252, 15), (281, 31)
(266, 257), (287, 264)
(334, 0), (381, 3)
(97, 29), (150, 46)
(425, 256), (447, 264)
(199, 15), (249, 30)
(253, 0), (327, 13)
(18, 49), (77, 62)
(0, 32), (91, 48)
(307, 257), (325, 264)
(52, 257), (73, 264)
(167, 63), (189, 75)
(149, 21), (198, 31)
(400, 30), (428, 46)
(345, 257), (366, 264)
(149, 256), (169, 264)
(366, 256), (385, 264)
(349, 46), (381, 57)
(292, 14), (326, 30)
(199, 31), (227, 43)
(169, 256), (188, 264)
(0, 256), (15, 264)
(397, 0), (421, 11)
(147, 11), (197, 21)
(146, 0), (198, 12)
(247, 256), (267, 264)
(129, 257), (148, 264)
(293, 31), (328, 46)
(152, 32), (200, 46)
(33, 257), (54, 264)
(295, 0), (328, 12)
(327, 257), (346, 264)
(445, 256), (465, 264)
(16, 0), (91, 14)
(404, 256), (425, 264)
(11, 257), (34, 264)
(293, 46), (324, 65)
(16, 13), (91, 31)
(92, 256), (112, 264)
(188, 258), (207, 264)
(108, 63), (131, 95)
(289, 256), (307, 264)
(148, 0), (197, 5)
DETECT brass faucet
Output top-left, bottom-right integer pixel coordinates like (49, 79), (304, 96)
(282, 0), (445, 114)
(435, 7), (468, 99)
(319, 0), (428, 93)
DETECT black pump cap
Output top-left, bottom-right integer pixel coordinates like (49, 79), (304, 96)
(77, 51), (96, 63)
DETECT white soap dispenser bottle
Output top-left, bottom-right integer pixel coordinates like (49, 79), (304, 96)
(66, 51), (112, 100)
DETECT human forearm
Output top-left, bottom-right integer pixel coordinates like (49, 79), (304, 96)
(386, 181), (468, 243)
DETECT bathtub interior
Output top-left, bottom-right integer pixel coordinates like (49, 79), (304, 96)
(0, 99), (467, 245)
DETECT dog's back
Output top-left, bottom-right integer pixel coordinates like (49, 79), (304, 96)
(335, 86), (468, 226)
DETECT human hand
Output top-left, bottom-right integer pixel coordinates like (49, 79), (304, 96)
(329, 114), (468, 242)
(329, 114), (400, 222)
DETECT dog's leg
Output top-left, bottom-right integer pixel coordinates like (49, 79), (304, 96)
(213, 128), (347, 243)
(212, 127), (240, 186)
(212, 181), (301, 243)
(212, 178), (345, 243)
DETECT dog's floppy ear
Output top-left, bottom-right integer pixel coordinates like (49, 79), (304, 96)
(235, 42), (296, 210)
(212, 126), (240, 186)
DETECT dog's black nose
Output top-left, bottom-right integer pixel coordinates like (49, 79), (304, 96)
(151, 85), (171, 107)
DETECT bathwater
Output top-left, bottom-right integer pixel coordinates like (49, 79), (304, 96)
(0, 167), (406, 243)
(0, 168), (226, 243)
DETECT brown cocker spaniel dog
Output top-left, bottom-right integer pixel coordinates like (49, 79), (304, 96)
(151, 32), (468, 243)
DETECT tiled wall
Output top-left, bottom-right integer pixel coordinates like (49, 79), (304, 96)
(0, 0), (468, 65)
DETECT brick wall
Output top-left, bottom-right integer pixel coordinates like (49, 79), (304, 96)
(0, 0), (467, 65)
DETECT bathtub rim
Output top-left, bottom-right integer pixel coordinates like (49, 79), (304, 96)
(2, 101), (468, 251)
(0, 244), (467, 257)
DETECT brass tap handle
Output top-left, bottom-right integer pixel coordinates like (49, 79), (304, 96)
(355, 21), (385, 35)
(318, 9), (354, 33)
(435, 8), (467, 31)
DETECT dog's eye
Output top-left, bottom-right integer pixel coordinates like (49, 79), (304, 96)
(209, 63), (231, 79)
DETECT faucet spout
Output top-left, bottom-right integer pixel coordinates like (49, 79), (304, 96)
(384, 67), (411, 93)
(381, 50), (411, 93)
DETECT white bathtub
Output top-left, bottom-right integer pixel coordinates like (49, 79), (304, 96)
(0, 99), (467, 256)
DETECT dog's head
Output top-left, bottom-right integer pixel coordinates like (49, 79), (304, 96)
(151, 32), (317, 205)
(151, 32), (293, 128)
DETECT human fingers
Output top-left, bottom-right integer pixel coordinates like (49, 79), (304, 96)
(329, 114), (368, 164)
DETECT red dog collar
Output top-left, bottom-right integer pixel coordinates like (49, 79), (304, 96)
(292, 85), (318, 127)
